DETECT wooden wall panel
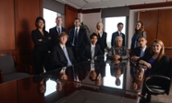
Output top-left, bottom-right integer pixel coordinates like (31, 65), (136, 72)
(0, 0), (15, 50)
(15, 0), (42, 50)
(65, 4), (78, 31)
(139, 10), (158, 46)
(157, 9), (172, 48)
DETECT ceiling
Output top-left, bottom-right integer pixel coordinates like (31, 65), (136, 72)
(55, 0), (171, 10)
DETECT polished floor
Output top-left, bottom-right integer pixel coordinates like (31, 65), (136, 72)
(151, 83), (172, 103)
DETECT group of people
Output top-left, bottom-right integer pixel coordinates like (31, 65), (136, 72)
(32, 16), (170, 86)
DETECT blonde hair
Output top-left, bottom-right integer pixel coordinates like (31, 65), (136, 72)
(94, 22), (103, 35)
(151, 39), (165, 61)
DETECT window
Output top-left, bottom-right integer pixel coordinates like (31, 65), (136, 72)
(43, 8), (61, 31)
(104, 16), (127, 47)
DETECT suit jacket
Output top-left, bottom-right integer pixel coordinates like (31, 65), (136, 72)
(111, 31), (125, 47)
(51, 44), (75, 69)
(81, 44), (104, 61)
(32, 29), (51, 51)
(138, 53), (169, 76)
(49, 26), (68, 46)
(131, 46), (150, 57)
(92, 32), (107, 53)
(68, 28), (89, 48)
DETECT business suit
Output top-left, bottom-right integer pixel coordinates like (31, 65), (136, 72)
(81, 44), (104, 62)
(32, 29), (52, 75)
(68, 27), (89, 61)
(92, 32), (107, 54)
(49, 26), (68, 46)
(111, 31), (125, 47)
(131, 46), (150, 58)
(51, 44), (75, 69)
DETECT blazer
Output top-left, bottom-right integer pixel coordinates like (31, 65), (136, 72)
(49, 26), (68, 46)
(138, 53), (169, 76)
(68, 28), (89, 48)
(81, 44), (104, 61)
(32, 29), (51, 52)
(131, 46), (150, 57)
(51, 44), (75, 69)
(92, 32), (107, 53)
(111, 31), (125, 47)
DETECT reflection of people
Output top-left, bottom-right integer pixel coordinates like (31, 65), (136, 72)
(132, 69), (144, 90)
(33, 76), (46, 94)
(32, 17), (51, 75)
(93, 22), (108, 54)
(111, 22), (125, 47)
(131, 21), (146, 51)
(107, 36), (128, 60)
(81, 33), (104, 62)
(49, 16), (68, 46)
(59, 67), (68, 80)
(52, 32), (75, 69)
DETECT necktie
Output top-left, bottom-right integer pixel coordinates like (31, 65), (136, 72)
(58, 27), (61, 33)
(119, 33), (122, 37)
(62, 47), (72, 66)
(74, 28), (78, 46)
(140, 49), (144, 57)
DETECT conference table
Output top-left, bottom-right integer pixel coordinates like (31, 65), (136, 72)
(0, 59), (144, 103)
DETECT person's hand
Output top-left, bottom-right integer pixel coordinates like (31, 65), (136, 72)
(144, 62), (152, 69)
(94, 56), (97, 60)
(38, 39), (42, 42)
(113, 55), (121, 60)
(48, 37), (51, 40)
(132, 56), (140, 61)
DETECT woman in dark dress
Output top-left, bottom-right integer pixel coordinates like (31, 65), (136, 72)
(92, 22), (109, 54)
(32, 17), (51, 75)
(131, 21), (146, 52)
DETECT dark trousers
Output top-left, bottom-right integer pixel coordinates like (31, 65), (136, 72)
(72, 46), (82, 63)
(33, 51), (52, 75)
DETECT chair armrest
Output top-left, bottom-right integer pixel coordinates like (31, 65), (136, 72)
(0, 70), (3, 83)
(145, 75), (171, 94)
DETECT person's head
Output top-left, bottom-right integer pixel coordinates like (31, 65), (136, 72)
(57, 81), (63, 91)
(135, 21), (144, 30)
(35, 17), (45, 30)
(115, 36), (123, 47)
(90, 34), (98, 45)
(74, 18), (80, 27)
(56, 16), (63, 26)
(60, 72), (68, 80)
(115, 78), (121, 86)
(114, 67), (122, 78)
(96, 22), (103, 31)
(37, 79), (46, 94)
(151, 39), (165, 61)
(117, 22), (123, 32)
(58, 32), (68, 45)
(89, 70), (97, 81)
(138, 37), (147, 48)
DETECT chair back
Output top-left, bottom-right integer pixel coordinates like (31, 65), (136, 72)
(0, 53), (15, 74)
(165, 58), (172, 95)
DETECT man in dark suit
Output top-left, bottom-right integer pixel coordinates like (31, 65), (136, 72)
(49, 16), (68, 46)
(68, 18), (89, 62)
(131, 36), (150, 65)
(51, 32), (75, 69)
(111, 22), (125, 47)
(81, 34), (104, 62)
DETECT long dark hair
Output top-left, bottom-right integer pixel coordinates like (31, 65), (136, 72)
(134, 21), (144, 34)
(35, 16), (46, 31)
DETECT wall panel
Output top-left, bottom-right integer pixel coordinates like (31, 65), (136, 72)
(0, 0), (15, 50)
(139, 10), (158, 46)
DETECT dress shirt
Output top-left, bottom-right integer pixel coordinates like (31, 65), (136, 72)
(60, 44), (72, 66)
(118, 31), (123, 37)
